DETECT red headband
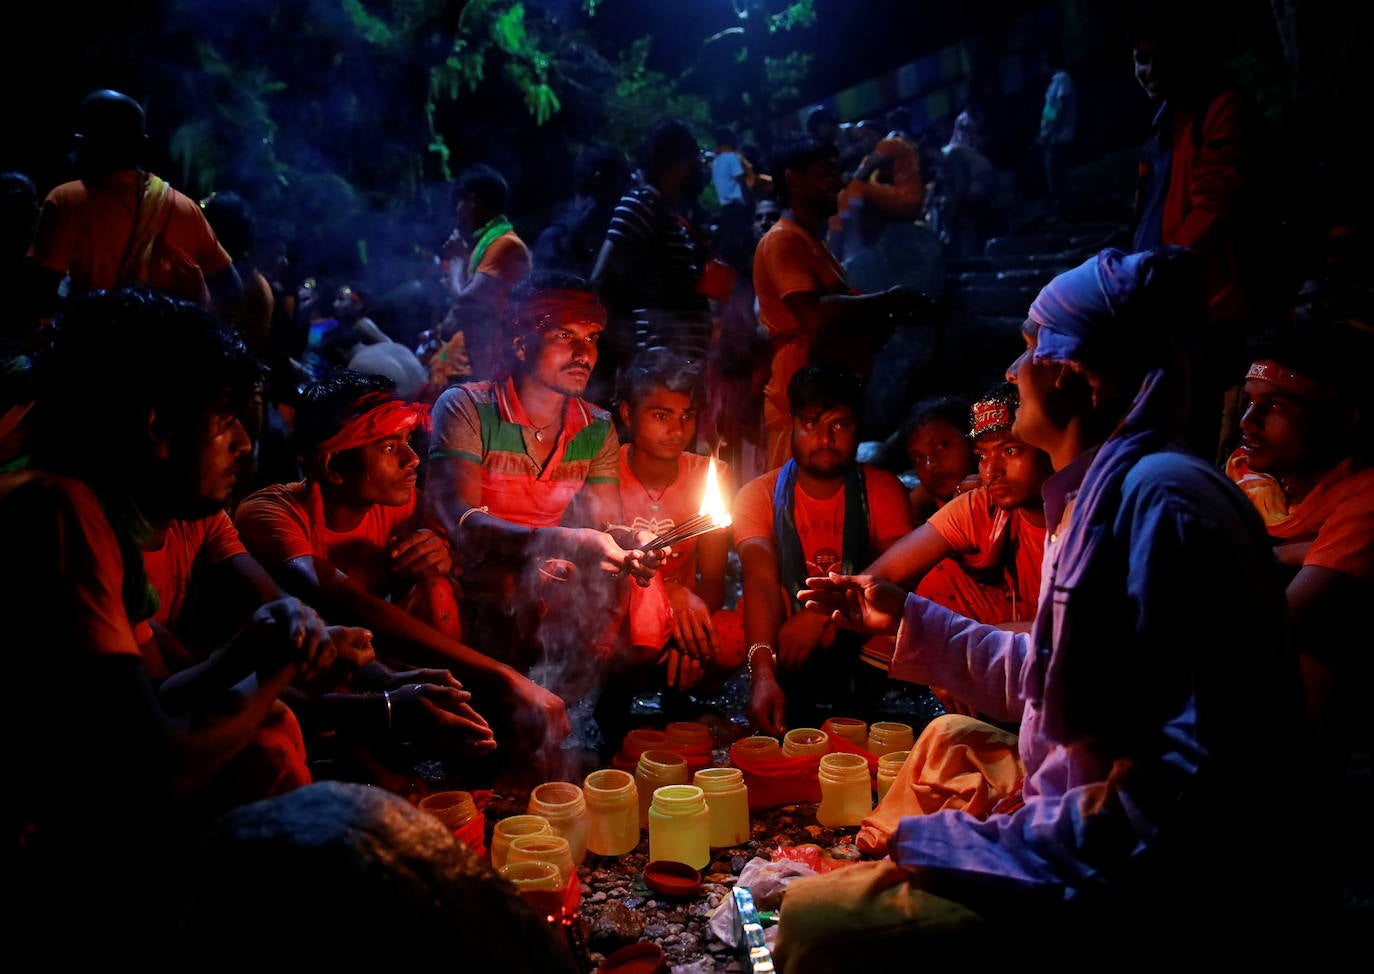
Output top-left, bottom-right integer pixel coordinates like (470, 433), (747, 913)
(314, 396), (431, 455)
(969, 397), (1014, 438)
(1245, 360), (1336, 404)
(515, 290), (606, 334)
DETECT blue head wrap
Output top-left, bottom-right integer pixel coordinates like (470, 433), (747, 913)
(1028, 245), (1200, 370)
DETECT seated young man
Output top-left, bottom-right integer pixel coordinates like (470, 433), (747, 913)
(141, 479), (497, 797)
(898, 393), (977, 526)
(866, 382), (1053, 714)
(422, 273), (668, 752)
(1225, 319), (1374, 773)
(613, 346), (743, 698)
(3, 286), (345, 947)
(734, 364), (914, 735)
(233, 368), (569, 779)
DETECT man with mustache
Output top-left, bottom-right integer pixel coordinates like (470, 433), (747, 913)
(424, 272), (669, 755)
(734, 363), (913, 736)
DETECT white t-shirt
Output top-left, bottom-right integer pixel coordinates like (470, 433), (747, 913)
(712, 150), (746, 206)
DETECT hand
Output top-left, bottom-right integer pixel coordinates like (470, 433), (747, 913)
(952, 473), (982, 497)
(612, 526), (668, 587)
(390, 528), (454, 581)
(797, 572), (907, 636)
(381, 667), (463, 691)
(390, 681), (497, 757)
(930, 685), (977, 717)
(243, 597), (335, 682)
(659, 645), (705, 691)
(882, 285), (941, 324)
(667, 585), (719, 663)
(506, 673), (572, 752)
(747, 670), (787, 737)
(776, 608), (834, 673)
(323, 625), (377, 672)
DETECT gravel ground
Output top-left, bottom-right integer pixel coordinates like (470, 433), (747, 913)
(465, 670), (947, 973)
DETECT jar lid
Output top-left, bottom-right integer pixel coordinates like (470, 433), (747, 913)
(642, 860), (703, 897)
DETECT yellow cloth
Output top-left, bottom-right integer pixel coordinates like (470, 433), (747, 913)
(772, 859), (987, 973)
(856, 714), (1022, 857)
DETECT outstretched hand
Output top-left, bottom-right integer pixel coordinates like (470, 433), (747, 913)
(797, 572), (907, 636)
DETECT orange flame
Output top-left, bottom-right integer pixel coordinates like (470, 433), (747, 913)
(698, 456), (732, 528)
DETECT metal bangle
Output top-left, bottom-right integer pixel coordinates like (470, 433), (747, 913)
(382, 690), (393, 735)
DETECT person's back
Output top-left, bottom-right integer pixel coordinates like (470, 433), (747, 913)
(27, 90), (241, 314)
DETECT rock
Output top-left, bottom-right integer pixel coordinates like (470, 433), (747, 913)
(586, 899), (646, 952)
(178, 780), (580, 969)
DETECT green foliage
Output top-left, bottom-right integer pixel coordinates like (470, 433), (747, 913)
(599, 37), (713, 158)
(763, 50), (814, 110)
(768, 0), (816, 33)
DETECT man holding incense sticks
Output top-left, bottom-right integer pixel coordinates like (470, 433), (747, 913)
(425, 271), (674, 748)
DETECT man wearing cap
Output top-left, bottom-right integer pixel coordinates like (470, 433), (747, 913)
(1224, 320), (1374, 773)
(772, 246), (1322, 964)
(865, 381), (1053, 715)
(26, 89), (241, 316)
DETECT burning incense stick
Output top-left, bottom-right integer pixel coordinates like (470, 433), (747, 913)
(645, 513), (720, 551)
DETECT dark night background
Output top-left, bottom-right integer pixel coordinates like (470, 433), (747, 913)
(0, 1), (1364, 290)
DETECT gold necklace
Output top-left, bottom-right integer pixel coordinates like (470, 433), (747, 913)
(530, 418), (559, 443)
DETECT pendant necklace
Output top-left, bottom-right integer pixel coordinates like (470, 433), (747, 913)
(636, 467), (677, 513)
(531, 418), (559, 443)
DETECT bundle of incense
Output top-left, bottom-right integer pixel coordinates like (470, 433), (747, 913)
(645, 512), (723, 551)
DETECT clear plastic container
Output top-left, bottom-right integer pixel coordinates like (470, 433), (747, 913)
(506, 832), (575, 888)
(647, 784), (711, 869)
(782, 726), (830, 758)
(866, 721), (915, 756)
(583, 768), (640, 857)
(619, 728), (670, 763)
(634, 749), (689, 829)
(527, 781), (590, 866)
(816, 752), (874, 827)
(418, 790), (478, 831)
(821, 717), (869, 749)
(490, 814), (553, 870)
(664, 720), (713, 751)
(875, 749), (910, 803)
(731, 735), (782, 762)
(693, 766), (750, 848)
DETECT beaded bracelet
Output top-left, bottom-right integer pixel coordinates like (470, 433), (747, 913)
(746, 642), (777, 680)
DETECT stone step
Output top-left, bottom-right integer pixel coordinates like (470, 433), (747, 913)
(952, 266), (1059, 288)
(951, 284), (1043, 317)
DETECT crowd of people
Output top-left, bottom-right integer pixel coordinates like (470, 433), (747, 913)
(3, 5), (1371, 960)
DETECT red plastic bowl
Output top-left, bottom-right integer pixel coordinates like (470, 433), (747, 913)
(643, 859), (703, 897)
(597, 941), (669, 974)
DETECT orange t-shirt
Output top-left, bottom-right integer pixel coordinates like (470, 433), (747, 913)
(752, 218), (852, 466)
(618, 447), (735, 590)
(0, 471), (143, 663)
(732, 463), (914, 573)
(234, 481), (418, 597)
(464, 230), (532, 311)
(923, 487), (1046, 623)
(29, 170), (233, 297)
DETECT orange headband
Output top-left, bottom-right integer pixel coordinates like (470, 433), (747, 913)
(314, 395), (431, 455)
(1245, 360), (1336, 404)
